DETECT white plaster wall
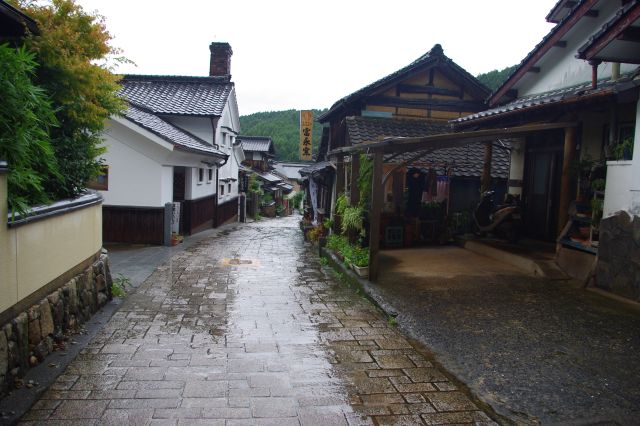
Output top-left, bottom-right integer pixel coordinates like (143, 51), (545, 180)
(99, 126), (166, 207)
(216, 89), (241, 203)
(628, 98), (640, 215)
(518, 1), (636, 96)
(604, 161), (633, 218)
(165, 116), (216, 146)
(186, 167), (216, 200)
(160, 166), (173, 205)
(508, 138), (525, 196)
(100, 119), (222, 206)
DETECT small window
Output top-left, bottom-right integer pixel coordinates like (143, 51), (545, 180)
(198, 168), (204, 184)
(228, 183), (231, 193)
(88, 166), (109, 190)
(207, 168), (213, 183)
(220, 184), (225, 195)
(222, 133), (227, 147)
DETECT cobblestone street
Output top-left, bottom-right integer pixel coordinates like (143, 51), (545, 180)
(18, 216), (495, 425)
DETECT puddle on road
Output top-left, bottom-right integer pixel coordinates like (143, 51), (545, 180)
(220, 258), (261, 267)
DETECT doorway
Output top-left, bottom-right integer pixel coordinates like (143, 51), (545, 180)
(523, 131), (563, 241)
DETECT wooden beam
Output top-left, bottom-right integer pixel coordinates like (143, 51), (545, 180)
(481, 142), (493, 193)
(368, 151), (384, 282)
(397, 84), (462, 97)
(350, 154), (360, 207)
(327, 122), (579, 157)
(619, 26), (640, 42)
(367, 96), (486, 112)
(558, 126), (577, 235)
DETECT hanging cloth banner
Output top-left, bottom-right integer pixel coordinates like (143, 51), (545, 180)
(300, 110), (313, 161)
(309, 177), (319, 224)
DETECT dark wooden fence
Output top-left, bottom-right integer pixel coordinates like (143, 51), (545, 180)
(216, 197), (238, 226)
(182, 194), (216, 235)
(103, 206), (164, 244)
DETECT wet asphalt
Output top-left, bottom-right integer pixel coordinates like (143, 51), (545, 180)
(374, 247), (640, 425)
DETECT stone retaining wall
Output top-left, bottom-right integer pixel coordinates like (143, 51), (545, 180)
(0, 254), (112, 396)
(596, 211), (640, 301)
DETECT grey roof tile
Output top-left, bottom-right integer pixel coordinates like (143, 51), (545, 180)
(120, 75), (233, 117)
(123, 105), (226, 158)
(346, 116), (509, 179)
(237, 136), (275, 154)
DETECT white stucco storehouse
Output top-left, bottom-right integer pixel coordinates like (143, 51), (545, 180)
(96, 42), (243, 244)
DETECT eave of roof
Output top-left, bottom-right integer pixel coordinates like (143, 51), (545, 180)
(318, 44), (490, 123)
(0, 1), (38, 35)
(489, 0), (600, 106)
(455, 75), (639, 126)
(577, 0), (640, 63)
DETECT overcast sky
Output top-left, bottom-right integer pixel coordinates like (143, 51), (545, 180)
(77, 0), (559, 115)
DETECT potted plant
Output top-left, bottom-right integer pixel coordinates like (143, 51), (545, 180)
(351, 246), (370, 278)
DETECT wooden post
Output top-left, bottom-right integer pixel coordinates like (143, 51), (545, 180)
(335, 154), (345, 197)
(369, 151), (384, 282)
(481, 142), (493, 193)
(350, 154), (360, 207)
(558, 126), (577, 235)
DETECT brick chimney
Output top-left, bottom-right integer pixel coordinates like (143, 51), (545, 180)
(209, 42), (233, 76)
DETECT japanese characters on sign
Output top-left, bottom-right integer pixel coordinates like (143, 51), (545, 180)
(299, 110), (313, 161)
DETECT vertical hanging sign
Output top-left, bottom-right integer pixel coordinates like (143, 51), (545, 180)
(299, 110), (313, 161)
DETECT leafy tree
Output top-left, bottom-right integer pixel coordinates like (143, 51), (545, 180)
(0, 44), (60, 215)
(16, 0), (125, 198)
(476, 65), (517, 91)
(239, 109), (327, 162)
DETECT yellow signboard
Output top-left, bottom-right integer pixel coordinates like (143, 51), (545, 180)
(300, 110), (313, 161)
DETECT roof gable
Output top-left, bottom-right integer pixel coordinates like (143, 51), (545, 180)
(120, 75), (234, 117)
(319, 44), (489, 123)
(122, 105), (226, 158)
(489, 0), (611, 106)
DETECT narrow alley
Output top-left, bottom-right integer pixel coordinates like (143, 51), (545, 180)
(18, 216), (494, 425)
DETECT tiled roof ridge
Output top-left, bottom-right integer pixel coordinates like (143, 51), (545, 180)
(237, 135), (273, 140)
(121, 74), (232, 84)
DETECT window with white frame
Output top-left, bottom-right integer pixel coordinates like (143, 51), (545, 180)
(221, 132), (227, 147)
(198, 168), (204, 184)
(220, 184), (225, 195)
(207, 168), (213, 183)
(228, 182), (231, 194)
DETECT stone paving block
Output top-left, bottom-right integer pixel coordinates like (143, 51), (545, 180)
(183, 380), (227, 397)
(96, 408), (154, 426)
(19, 217), (489, 425)
(50, 399), (109, 419)
(426, 391), (477, 412)
(251, 397), (298, 417)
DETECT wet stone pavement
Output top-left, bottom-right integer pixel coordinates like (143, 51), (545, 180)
(18, 215), (495, 426)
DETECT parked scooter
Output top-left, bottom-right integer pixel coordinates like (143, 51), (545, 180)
(473, 191), (522, 243)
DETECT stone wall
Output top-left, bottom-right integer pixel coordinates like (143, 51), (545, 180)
(0, 254), (112, 396)
(596, 211), (640, 301)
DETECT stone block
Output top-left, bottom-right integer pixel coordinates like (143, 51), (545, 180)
(95, 274), (106, 292)
(0, 330), (8, 379)
(14, 312), (29, 367)
(39, 300), (54, 337)
(28, 316), (41, 347)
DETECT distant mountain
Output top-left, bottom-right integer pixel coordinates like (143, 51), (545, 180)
(476, 65), (517, 91)
(239, 109), (328, 162)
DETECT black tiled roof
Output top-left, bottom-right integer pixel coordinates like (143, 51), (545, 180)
(346, 116), (450, 145)
(345, 116), (509, 179)
(238, 136), (275, 154)
(388, 142), (511, 179)
(455, 74), (639, 125)
(318, 44), (489, 123)
(123, 105), (226, 158)
(120, 75), (233, 117)
(299, 161), (333, 176)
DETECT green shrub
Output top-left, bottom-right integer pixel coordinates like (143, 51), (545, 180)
(341, 205), (363, 234)
(0, 44), (60, 217)
(335, 192), (349, 216)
